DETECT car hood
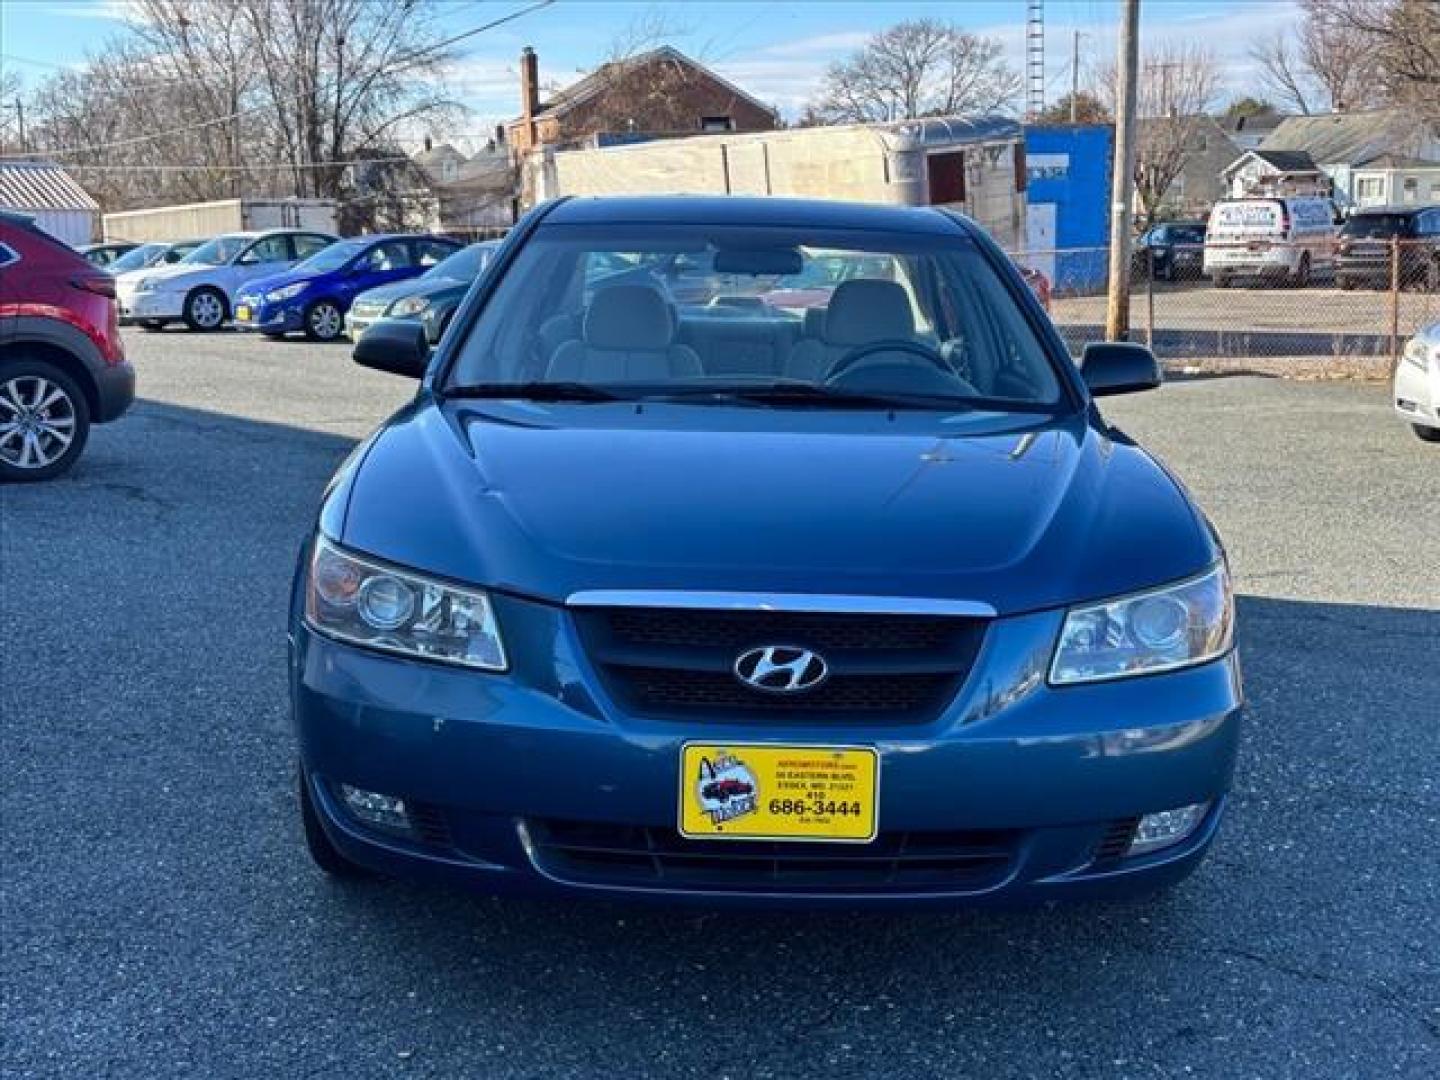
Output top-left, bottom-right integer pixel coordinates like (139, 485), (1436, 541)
(335, 401), (1216, 615)
(134, 263), (217, 288)
(355, 276), (468, 308)
(242, 267), (314, 297)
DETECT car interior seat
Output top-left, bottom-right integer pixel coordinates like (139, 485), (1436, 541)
(547, 284), (702, 382)
(786, 279), (916, 381)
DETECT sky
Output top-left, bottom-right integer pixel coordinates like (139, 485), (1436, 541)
(2, 0), (1304, 150)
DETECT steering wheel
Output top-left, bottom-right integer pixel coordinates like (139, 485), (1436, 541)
(826, 339), (951, 381)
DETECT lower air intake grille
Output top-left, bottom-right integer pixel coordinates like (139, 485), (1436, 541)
(1093, 817), (1140, 864)
(406, 801), (454, 849)
(525, 819), (1019, 893)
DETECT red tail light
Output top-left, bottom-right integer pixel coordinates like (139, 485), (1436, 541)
(71, 274), (116, 299)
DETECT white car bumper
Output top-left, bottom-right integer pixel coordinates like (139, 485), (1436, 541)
(123, 290), (186, 322)
(1394, 343), (1440, 431)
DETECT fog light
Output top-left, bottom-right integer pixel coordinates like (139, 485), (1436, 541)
(340, 783), (409, 832)
(1130, 801), (1209, 856)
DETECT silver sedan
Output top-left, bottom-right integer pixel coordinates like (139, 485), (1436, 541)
(1395, 322), (1440, 443)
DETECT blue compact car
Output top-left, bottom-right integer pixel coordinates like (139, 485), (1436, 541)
(235, 233), (463, 341)
(290, 196), (1242, 908)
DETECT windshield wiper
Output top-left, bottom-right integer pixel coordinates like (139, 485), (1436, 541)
(654, 383), (974, 410)
(443, 381), (628, 402)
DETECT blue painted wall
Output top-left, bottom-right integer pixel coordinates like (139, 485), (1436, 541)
(1024, 125), (1113, 294)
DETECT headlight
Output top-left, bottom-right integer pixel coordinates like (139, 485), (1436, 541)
(1402, 336), (1437, 371)
(1049, 563), (1233, 685)
(304, 535), (507, 671)
(266, 282), (308, 302)
(391, 295), (431, 317)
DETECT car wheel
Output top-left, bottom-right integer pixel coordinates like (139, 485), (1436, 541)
(1338, 275), (1355, 291)
(0, 360), (91, 482)
(1414, 424), (1440, 443)
(304, 300), (345, 342)
(184, 287), (228, 331)
(1213, 273), (1231, 289)
(299, 767), (373, 879)
(139, 319), (167, 331)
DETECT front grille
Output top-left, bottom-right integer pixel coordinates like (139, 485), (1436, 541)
(573, 606), (986, 725)
(525, 819), (1019, 893)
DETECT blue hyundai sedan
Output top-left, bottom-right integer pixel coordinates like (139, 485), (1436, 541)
(235, 233), (463, 341)
(289, 196), (1242, 907)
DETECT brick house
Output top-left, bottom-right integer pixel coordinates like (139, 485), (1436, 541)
(506, 45), (778, 156)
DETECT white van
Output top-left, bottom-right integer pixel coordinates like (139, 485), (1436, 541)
(1203, 197), (1338, 287)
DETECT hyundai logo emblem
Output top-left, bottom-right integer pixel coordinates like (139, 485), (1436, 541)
(734, 646), (828, 694)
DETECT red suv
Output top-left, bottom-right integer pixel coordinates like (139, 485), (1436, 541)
(0, 211), (134, 481)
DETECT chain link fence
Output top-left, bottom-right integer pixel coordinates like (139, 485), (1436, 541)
(1013, 239), (1440, 376)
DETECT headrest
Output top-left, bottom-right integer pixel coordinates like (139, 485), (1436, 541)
(585, 285), (673, 349)
(823, 279), (914, 346)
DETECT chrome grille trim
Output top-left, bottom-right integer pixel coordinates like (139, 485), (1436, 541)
(565, 590), (996, 618)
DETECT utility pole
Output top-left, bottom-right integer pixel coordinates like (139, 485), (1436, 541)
(1070, 30), (1082, 122)
(1105, 0), (1141, 342)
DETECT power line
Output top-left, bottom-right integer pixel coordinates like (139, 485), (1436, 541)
(14, 0), (554, 161)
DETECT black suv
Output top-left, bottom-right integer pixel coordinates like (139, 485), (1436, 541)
(1337, 206), (1440, 291)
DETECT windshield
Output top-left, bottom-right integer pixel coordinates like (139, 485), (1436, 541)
(109, 243), (166, 272)
(423, 243), (493, 282)
(445, 223), (1067, 411)
(1169, 225), (1205, 244)
(182, 235), (250, 266)
(295, 238), (367, 272)
(1342, 214), (1415, 238)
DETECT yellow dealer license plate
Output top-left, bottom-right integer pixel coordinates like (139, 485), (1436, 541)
(235, 304), (252, 322)
(678, 744), (878, 842)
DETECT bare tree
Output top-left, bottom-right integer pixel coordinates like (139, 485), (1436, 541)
(1307, 0), (1440, 124)
(1251, 4), (1380, 115)
(22, 0), (465, 211)
(806, 19), (1021, 124)
(1100, 44), (1221, 224)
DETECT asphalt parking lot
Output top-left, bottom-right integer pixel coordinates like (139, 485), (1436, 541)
(3, 328), (1438, 1078)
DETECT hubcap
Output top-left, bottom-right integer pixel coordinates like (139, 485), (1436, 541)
(311, 304), (341, 338)
(0, 376), (77, 470)
(192, 293), (223, 327)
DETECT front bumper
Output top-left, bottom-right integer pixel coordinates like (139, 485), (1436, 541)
(290, 592), (1244, 908)
(1394, 356), (1439, 430)
(233, 296), (303, 335)
(122, 291), (185, 322)
(345, 308), (388, 341)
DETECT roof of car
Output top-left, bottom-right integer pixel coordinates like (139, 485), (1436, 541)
(543, 196), (970, 236)
(333, 232), (454, 243)
(1350, 204), (1434, 217)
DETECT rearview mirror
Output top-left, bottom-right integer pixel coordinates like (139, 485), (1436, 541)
(353, 318), (430, 379)
(713, 247), (803, 275)
(1080, 342), (1162, 397)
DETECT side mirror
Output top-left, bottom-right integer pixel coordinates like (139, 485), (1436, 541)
(353, 318), (429, 379)
(1080, 342), (1162, 397)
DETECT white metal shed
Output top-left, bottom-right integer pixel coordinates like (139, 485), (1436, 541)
(0, 160), (101, 246)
